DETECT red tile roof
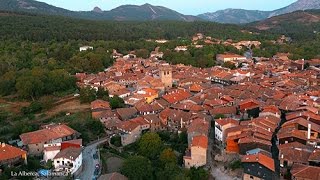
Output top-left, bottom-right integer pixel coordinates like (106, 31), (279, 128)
(215, 118), (239, 127)
(20, 124), (78, 145)
(242, 153), (275, 171)
(188, 118), (210, 135)
(162, 89), (192, 104)
(308, 149), (320, 162)
(91, 100), (111, 110)
(54, 147), (81, 160)
(0, 143), (27, 161)
(239, 98), (261, 111)
(291, 164), (320, 180)
(191, 135), (208, 149)
(210, 106), (237, 115)
(117, 117), (149, 132)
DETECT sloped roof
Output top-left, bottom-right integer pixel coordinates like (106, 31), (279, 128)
(54, 147), (81, 160)
(20, 124), (78, 145)
(191, 135), (208, 149)
(242, 153), (275, 172)
(0, 143), (26, 161)
(291, 164), (320, 180)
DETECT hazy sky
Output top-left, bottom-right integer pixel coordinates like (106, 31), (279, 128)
(37, 0), (297, 15)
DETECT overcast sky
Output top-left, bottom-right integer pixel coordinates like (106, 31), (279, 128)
(37, 0), (297, 15)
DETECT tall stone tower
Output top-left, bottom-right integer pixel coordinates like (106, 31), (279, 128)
(159, 65), (172, 88)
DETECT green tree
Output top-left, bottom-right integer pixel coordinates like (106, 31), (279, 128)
(138, 132), (163, 160)
(185, 167), (209, 180)
(156, 163), (181, 180)
(159, 148), (177, 166)
(79, 87), (96, 103)
(214, 114), (225, 119)
(222, 61), (236, 70)
(15, 74), (43, 100)
(0, 71), (16, 96)
(86, 118), (105, 136)
(96, 87), (109, 101)
(110, 135), (122, 147)
(109, 95), (125, 109)
(136, 49), (150, 59)
(121, 156), (153, 180)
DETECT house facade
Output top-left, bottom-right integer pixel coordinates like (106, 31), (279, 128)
(0, 143), (27, 167)
(20, 124), (79, 156)
(184, 135), (208, 168)
(53, 147), (82, 176)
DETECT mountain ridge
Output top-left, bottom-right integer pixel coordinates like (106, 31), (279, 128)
(0, 0), (199, 21)
(1, 0), (320, 23)
(198, 0), (320, 24)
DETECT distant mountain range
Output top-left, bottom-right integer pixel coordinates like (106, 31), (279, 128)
(252, 10), (320, 30)
(199, 0), (320, 24)
(0, 0), (198, 21)
(0, 0), (320, 23)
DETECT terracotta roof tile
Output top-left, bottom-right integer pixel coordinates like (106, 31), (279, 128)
(242, 153), (275, 172)
(20, 124), (78, 145)
(0, 143), (27, 161)
(191, 135), (208, 149)
(291, 164), (320, 180)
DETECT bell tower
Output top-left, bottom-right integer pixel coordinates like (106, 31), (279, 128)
(159, 65), (172, 88)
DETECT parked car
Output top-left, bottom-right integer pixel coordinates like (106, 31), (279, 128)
(93, 153), (98, 159)
(95, 163), (100, 168)
(94, 168), (99, 176)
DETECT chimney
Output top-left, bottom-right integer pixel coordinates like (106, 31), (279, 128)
(1, 143), (5, 147)
(308, 123), (311, 139)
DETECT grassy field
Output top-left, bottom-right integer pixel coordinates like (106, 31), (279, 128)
(0, 96), (101, 144)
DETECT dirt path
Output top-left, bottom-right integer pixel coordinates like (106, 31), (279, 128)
(44, 98), (90, 118)
(0, 99), (30, 114)
(211, 165), (241, 180)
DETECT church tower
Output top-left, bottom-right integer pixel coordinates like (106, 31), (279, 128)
(159, 65), (172, 88)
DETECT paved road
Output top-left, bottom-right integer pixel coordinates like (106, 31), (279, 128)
(211, 167), (240, 180)
(208, 129), (240, 180)
(76, 138), (108, 180)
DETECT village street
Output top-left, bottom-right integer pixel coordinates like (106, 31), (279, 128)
(76, 138), (108, 180)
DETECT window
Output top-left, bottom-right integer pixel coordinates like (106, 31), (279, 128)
(250, 176), (254, 179)
(57, 161), (60, 163)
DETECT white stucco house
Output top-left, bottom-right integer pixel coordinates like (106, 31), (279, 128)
(53, 147), (82, 175)
(214, 118), (239, 143)
(43, 143), (61, 162)
(79, 46), (93, 52)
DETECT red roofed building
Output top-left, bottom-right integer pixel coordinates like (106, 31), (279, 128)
(184, 135), (208, 168)
(239, 98), (260, 112)
(291, 164), (320, 180)
(187, 118), (210, 146)
(117, 117), (150, 146)
(0, 142), (27, 166)
(91, 99), (111, 119)
(242, 153), (277, 180)
(20, 124), (79, 156)
(216, 53), (246, 63)
(214, 118), (239, 143)
(162, 89), (192, 104)
(260, 105), (281, 118)
(239, 98), (261, 119)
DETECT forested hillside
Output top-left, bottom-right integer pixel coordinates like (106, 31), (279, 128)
(250, 10), (320, 41)
(0, 11), (263, 42)
(0, 11), (319, 101)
